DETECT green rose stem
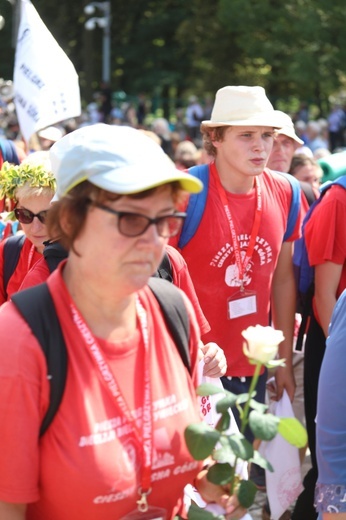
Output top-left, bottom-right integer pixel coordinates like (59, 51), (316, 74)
(229, 360), (262, 495)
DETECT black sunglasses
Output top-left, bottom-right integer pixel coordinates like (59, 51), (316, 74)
(93, 202), (186, 238)
(14, 207), (49, 224)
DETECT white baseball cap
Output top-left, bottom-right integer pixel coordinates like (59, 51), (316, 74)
(50, 124), (203, 199)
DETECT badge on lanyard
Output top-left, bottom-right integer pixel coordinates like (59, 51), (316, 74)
(227, 289), (257, 319)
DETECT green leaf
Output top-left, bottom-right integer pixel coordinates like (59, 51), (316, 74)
(250, 450), (274, 472)
(206, 462), (233, 485)
(184, 423), (221, 460)
(249, 400), (268, 413)
(215, 412), (231, 432)
(215, 392), (238, 413)
(249, 411), (279, 441)
(278, 418), (308, 448)
(237, 479), (258, 508)
(236, 393), (253, 405)
(188, 502), (223, 520)
(228, 433), (254, 460)
(213, 436), (236, 465)
(197, 383), (227, 397)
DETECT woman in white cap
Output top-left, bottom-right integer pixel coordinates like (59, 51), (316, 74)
(0, 124), (246, 520)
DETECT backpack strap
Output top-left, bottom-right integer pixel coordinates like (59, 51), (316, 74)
(43, 240), (68, 273)
(148, 277), (190, 373)
(152, 251), (173, 283)
(3, 234), (26, 293)
(274, 171), (301, 242)
(178, 164), (209, 249)
(300, 181), (317, 207)
(11, 283), (67, 436)
(320, 174), (346, 193)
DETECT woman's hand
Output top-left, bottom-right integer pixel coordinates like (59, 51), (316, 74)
(194, 468), (248, 519)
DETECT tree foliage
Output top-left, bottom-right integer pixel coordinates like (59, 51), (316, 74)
(1, 0), (346, 113)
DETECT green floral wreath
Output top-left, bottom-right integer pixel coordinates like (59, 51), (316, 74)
(0, 161), (56, 221)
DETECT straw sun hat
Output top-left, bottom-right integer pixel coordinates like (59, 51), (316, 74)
(202, 86), (288, 129)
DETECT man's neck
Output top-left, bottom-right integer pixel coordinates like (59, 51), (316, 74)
(214, 159), (256, 194)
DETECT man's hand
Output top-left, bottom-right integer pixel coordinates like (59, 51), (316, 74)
(200, 342), (227, 378)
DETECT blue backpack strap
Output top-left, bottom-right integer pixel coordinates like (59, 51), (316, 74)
(178, 164), (209, 249)
(320, 174), (346, 193)
(273, 171), (301, 242)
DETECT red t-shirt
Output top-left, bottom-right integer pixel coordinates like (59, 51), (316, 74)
(0, 235), (41, 304)
(171, 164), (301, 377)
(0, 264), (202, 519)
(305, 184), (346, 324)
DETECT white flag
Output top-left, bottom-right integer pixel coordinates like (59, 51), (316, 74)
(14, 0), (81, 142)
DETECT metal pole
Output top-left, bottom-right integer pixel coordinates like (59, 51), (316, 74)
(102, 1), (111, 83)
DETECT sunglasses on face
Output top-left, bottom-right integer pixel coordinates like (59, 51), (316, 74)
(93, 202), (186, 238)
(14, 207), (49, 224)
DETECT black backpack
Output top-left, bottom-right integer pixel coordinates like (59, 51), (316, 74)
(3, 234), (26, 294)
(9, 241), (190, 435)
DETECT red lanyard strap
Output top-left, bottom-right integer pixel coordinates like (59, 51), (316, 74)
(69, 296), (153, 497)
(211, 163), (262, 288)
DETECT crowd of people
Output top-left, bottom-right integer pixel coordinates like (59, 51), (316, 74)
(0, 83), (346, 520)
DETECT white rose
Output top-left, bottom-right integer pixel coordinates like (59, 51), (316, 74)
(242, 325), (285, 365)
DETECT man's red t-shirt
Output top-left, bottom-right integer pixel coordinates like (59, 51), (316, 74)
(171, 164), (301, 377)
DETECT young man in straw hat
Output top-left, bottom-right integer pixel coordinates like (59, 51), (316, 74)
(170, 86), (302, 427)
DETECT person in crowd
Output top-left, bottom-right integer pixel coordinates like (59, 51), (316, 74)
(289, 154), (323, 193)
(185, 95), (204, 142)
(305, 121), (329, 153)
(0, 124), (247, 520)
(266, 117), (304, 173)
(261, 118), (310, 520)
(0, 151), (55, 303)
(151, 117), (174, 158)
(313, 147), (331, 161)
(0, 137), (26, 167)
(170, 86), (301, 427)
(174, 140), (199, 170)
(315, 288), (346, 519)
(136, 93), (147, 127)
(294, 120), (308, 144)
(98, 81), (113, 123)
(0, 137), (27, 238)
(291, 164), (346, 520)
(37, 126), (65, 151)
(327, 104), (346, 152)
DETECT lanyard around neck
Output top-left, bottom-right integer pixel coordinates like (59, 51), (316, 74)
(69, 295), (153, 506)
(211, 162), (262, 289)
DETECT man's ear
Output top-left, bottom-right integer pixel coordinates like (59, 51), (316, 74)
(211, 130), (221, 148)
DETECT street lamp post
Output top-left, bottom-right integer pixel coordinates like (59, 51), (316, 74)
(84, 1), (111, 84)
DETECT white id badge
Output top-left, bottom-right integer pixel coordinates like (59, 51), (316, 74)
(120, 507), (167, 520)
(227, 290), (257, 319)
